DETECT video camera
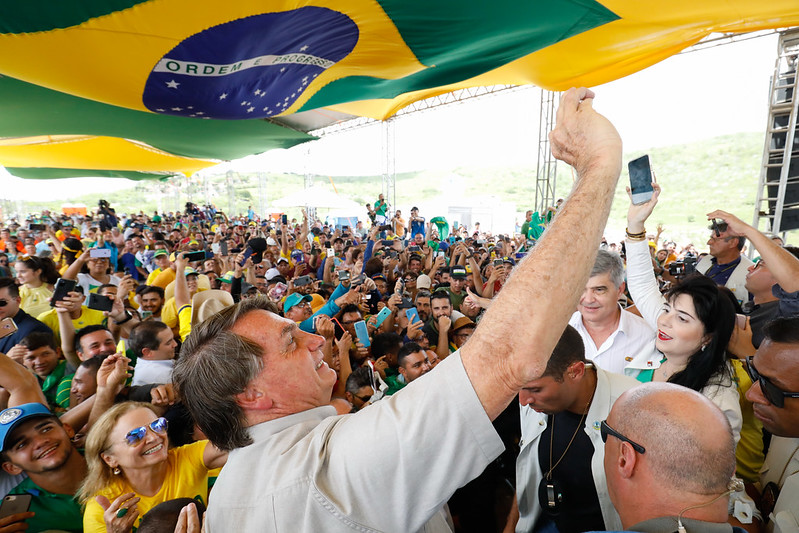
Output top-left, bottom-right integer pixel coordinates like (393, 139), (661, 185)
(667, 256), (697, 278)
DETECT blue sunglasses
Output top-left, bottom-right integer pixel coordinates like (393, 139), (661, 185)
(124, 417), (168, 446)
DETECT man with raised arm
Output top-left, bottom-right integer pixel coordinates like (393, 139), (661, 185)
(173, 87), (623, 533)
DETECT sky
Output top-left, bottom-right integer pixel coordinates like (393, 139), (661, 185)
(0, 32), (780, 201)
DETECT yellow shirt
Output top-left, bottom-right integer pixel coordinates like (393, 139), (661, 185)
(83, 441), (211, 533)
(37, 307), (106, 345)
(150, 267), (176, 289)
(19, 284), (53, 319)
(732, 359), (766, 483)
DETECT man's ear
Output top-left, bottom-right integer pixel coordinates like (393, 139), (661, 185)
(1, 461), (23, 476)
(235, 386), (273, 411)
(567, 361), (586, 381)
(617, 442), (638, 480)
(617, 282), (627, 298)
(61, 423), (76, 440)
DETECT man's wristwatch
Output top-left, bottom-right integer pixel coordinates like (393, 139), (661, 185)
(114, 310), (133, 324)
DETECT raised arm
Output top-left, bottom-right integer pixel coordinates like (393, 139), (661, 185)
(707, 209), (799, 292)
(460, 88), (622, 420)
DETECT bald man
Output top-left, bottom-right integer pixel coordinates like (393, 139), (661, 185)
(603, 382), (746, 533)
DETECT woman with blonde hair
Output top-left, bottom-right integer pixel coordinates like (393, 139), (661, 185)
(79, 401), (227, 533)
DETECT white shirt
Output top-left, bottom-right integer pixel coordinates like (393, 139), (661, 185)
(569, 307), (655, 374)
(131, 358), (174, 386)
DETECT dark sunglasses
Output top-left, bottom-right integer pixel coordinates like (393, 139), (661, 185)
(0, 299), (9, 307)
(124, 417), (168, 446)
(746, 357), (799, 408)
(600, 420), (646, 454)
(355, 394), (373, 403)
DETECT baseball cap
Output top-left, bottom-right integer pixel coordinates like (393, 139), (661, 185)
(416, 274), (432, 290)
(450, 266), (467, 279)
(219, 271), (234, 284)
(283, 293), (313, 314)
(184, 267), (199, 277)
(265, 267), (282, 281)
(277, 257), (289, 264)
(153, 249), (168, 258)
(502, 256), (516, 266)
(0, 403), (54, 451)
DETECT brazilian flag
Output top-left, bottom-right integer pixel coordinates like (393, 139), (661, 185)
(0, 0), (797, 178)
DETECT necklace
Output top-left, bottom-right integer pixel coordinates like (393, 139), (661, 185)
(545, 382), (596, 481)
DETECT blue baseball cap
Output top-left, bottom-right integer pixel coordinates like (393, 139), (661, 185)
(0, 403), (54, 451)
(283, 293), (313, 314)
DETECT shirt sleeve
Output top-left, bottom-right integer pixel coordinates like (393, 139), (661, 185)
(625, 239), (666, 328)
(318, 351), (504, 532)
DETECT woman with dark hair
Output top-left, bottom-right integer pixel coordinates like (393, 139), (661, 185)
(59, 237), (83, 275)
(624, 183), (742, 443)
(15, 255), (60, 317)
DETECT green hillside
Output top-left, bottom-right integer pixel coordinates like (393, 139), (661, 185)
(13, 131), (771, 246)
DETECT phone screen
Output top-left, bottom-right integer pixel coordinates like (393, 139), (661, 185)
(628, 155), (654, 205)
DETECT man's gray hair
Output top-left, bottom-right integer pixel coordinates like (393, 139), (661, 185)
(591, 249), (625, 288)
(173, 296), (280, 451)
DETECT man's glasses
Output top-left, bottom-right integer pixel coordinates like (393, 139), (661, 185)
(600, 420), (646, 453)
(746, 357), (799, 408)
(123, 417), (168, 446)
(355, 394), (373, 403)
(752, 259), (766, 270)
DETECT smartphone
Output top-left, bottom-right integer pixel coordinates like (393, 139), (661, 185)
(0, 318), (18, 339)
(239, 247), (254, 266)
(87, 292), (114, 312)
(408, 245), (421, 253)
(140, 310), (153, 320)
(326, 248), (335, 258)
(90, 248), (111, 258)
(124, 267), (131, 276)
(184, 250), (206, 262)
(272, 282), (288, 300)
(294, 275), (313, 287)
(493, 259), (504, 267)
(50, 278), (77, 307)
(374, 306), (393, 328)
(338, 270), (351, 282)
(395, 279), (405, 296)
(350, 274), (365, 288)
(220, 240), (229, 256)
(380, 240), (393, 247)
(378, 224), (393, 232)
(405, 308), (421, 325)
(435, 251), (445, 258)
(628, 155), (654, 205)
(281, 214), (288, 225)
(0, 494), (32, 520)
(29, 223), (46, 232)
(353, 320), (371, 347)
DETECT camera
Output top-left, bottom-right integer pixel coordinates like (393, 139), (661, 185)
(667, 257), (697, 278)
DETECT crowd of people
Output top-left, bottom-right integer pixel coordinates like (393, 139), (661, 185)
(0, 88), (796, 533)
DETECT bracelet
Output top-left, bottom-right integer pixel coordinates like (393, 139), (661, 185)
(114, 311), (133, 325)
(625, 227), (646, 240)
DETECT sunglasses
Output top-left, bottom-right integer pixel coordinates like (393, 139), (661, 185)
(746, 357), (799, 408)
(0, 299), (9, 307)
(600, 420), (646, 454)
(123, 417), (168, 446)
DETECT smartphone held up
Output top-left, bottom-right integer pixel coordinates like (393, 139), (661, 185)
(628, 155), (654, 205)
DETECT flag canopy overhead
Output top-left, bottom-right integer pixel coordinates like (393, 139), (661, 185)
(0, 0), (797, 179)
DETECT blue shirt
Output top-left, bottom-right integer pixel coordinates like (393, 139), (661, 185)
(704, 256), (741, 287)
(0, 309), (53, 353)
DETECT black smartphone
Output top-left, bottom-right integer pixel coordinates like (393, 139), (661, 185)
(281, 214), (288, 225)
(184, 251), (206, 262)
(29, 223), (46, 232)
(493, 259), (504, 267)
(240, 247), (254, 266)
(378, 224), (392, 232)
(50, 278), (77, 307)
(0, 494), (32, 520)
(628, 155), (654, 205)
(380, 240), (393, 247)
(124, 267), (131, 276)
(408, 245), (421, 253)
(87, 292), (114, 312)
(220, 240), (229, 256)
(294, 275), (313, 287)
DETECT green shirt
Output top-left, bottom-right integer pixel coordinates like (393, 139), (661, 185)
(40, 360), (68, 410)
(383, 368), (405, 396)
(8, 476), (83, 533)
